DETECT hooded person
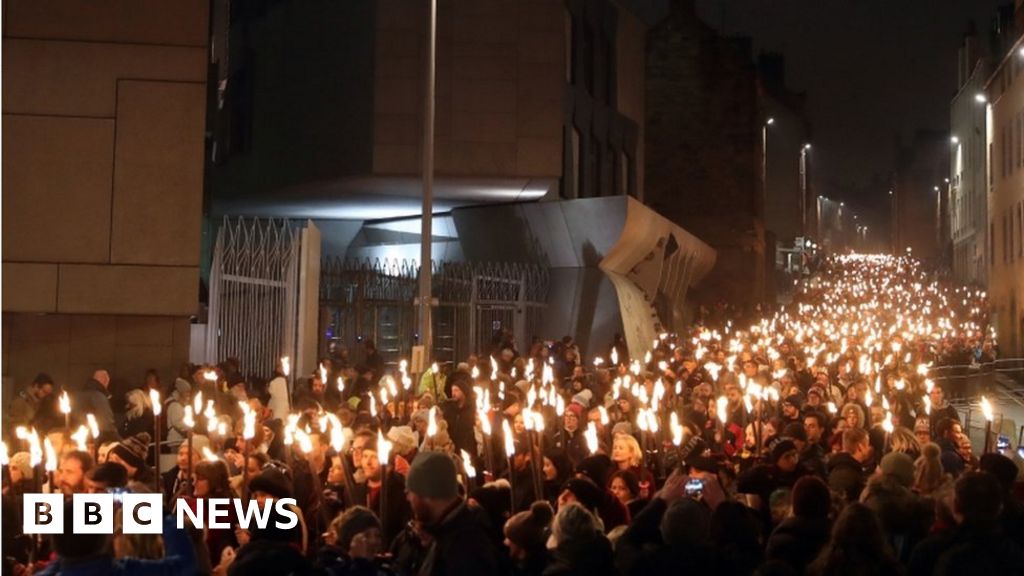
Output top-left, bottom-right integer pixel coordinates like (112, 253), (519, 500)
(860, 452), (934, 563)
(765, 475), (832, 573)
(440, 373), (477, 458)
(736, 437), (803, 531)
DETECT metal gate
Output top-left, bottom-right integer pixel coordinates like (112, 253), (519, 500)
(320, 258), (548, 367)
(206, 217), (300, 380)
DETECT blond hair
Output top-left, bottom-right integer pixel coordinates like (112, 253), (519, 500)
(613, 433), (643, 468)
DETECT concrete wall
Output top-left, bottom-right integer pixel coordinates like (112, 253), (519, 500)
(2, 0), (208, 389)
(949, 61), (988, 286)
(373, 0), (565, 179)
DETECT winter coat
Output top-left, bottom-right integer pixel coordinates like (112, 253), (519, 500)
(545, 534), (617, 576)
(908, 522), (1024, 576)
(417, 501), (500, 576)
(550, 428), (588, 470)
(229, 540), (318, 576)
(937, 438), (966, 477)
(765, 516), (830, 575)
(860, 476), (933, 563)
(34, 514), (196, 576)
(318, 546), (396, 576)
(75, 379), (116, 436)
(826, 453), (867, 503)
(614, 498), (720, 576)
(440, 399), (477, 458)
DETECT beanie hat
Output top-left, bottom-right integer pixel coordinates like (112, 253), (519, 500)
(611, 422), (634, 437)
(880, 452), (915, 487)
(783, 394), (803, 408)
(174, 377), (192, 397)
(791, 476), (831, 519)
(335, 506), (381, 554)
(190, 434), (211, 455)
(249, 466), (294, 500)
(565, 403), (584, 419)
(768, 438), (798, 465)
(550, 502), (600, 547)
(110, 432), (151, 471)
(470, 483), (512, 525)
(659, 499), (711, 547)
(407, 451), (458, 499)
(575, 454), (613, 487)
(88, 462), (128, 488)
(32, 373), (54, 386)
(807, 386), (824, 399)
(561, 477), (603, 512)
(571, 390), (593, 409)
(781, 423), (807, 442)
(505, 501), (554, 551)
(9, 452), (33, 481)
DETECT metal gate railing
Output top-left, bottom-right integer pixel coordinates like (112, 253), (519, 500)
(320, 258), (549, 367)
(206, 217), (300, 380)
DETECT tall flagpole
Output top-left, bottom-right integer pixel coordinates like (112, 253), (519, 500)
(419, 0), (436, 365)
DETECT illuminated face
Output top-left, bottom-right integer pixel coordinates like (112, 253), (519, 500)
(360, 448), (380, 481)
(609, 477), (632, 504)
(513, 414), (525, 434)
(915, 430), (931, 446)
(348, 526), (382, 559)
(563, 412), (579, 433)
(452, 386), (465, 403)
(929, 387), (943, 405)
(351, 435), (369, 469)
(58, 457), (86, 495)
(804, 417), (822, 442)
(542, 457), (557, 481)
(193, 474), (210, 497)
(844, 409), (861, 429)
(328, 456), (345, 484)
(611, 437), (632, 464)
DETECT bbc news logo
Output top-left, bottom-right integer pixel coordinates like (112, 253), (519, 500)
(23, 494), (299, 534)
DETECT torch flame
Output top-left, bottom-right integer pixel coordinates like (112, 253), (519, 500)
(150, 389), (161, 416)
(502, 419), (515, 458)
(981, 396), (994, 422)
(59, 391), (71, 415)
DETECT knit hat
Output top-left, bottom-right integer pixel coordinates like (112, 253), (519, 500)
(783, 394), (803, 408)
(9, 452), (32, 481)
(110, 432), (151, 471)
(387, 426), (418, 456)
(880, 452), (915, 487)
(611, 422), (634, 437)
(174, 377), (192, 397)
(407, 451), (458, 499)
(565, 403), (583, 419)
(791, 476), (831, 519)
(190, 434), (212, 455)
(249, 466), (294, 500)
(659, 499), (711, 547)
(768, 438), (798, 464)
(334, 506), (381, 553)
(88, 462), (128, 488)
(914, 418), (931, 434)
(807, 386), (824, 399)
(571, 390), (593, 409)
(560, 477), (603, 512)
(505, 501), (554, 551)
(470, 483), (512, 526)
(575, 454), (613, 487)
(550, 502), (600, 547)
(32, 373), (54, 386)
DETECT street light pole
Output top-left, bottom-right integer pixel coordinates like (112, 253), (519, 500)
(418, 0), (436, 365)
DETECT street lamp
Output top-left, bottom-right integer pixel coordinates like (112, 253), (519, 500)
(950, 135), (959, 144)
(975, 93), (987, 104)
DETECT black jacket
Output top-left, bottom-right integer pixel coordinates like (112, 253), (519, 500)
(545, 535), (617, 576)
(765, 516), (830, 575)
(826, 452), (867, 503)
(615, 498), (721, 576)
(418, 501), (500, 576)
(441, 399), (477, 458)
(908, 522), (1024, 576)
(75, 378), (117, 436)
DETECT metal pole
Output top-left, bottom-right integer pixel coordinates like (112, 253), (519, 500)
(419, 0), (436, 365)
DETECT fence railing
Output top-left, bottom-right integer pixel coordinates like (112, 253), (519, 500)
(319, 257), (549, 368)
(932, 359), (1024, 450)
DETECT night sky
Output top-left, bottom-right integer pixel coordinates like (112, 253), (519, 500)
(656, 0), (1009, 211)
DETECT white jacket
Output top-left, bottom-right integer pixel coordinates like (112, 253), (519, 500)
(268, 375), (291, 420)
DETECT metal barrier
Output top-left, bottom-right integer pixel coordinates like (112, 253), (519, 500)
(320, 258), (549, 368)
(932, 359), (1024, 450)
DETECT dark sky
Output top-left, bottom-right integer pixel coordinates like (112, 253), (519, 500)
(678, 0), (1008, 208)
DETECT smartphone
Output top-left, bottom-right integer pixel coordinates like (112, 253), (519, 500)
(685, 478), (704, 497)
(107, 487), (129, 504)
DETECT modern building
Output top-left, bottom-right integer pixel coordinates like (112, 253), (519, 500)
(949, 28), (990, 286)
(2, 2), (209, 392)
(206, 0), (716, 364)
(984, 12), (1024, 356)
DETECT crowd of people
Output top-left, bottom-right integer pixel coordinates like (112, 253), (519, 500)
(3, 253), (1022, 576)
